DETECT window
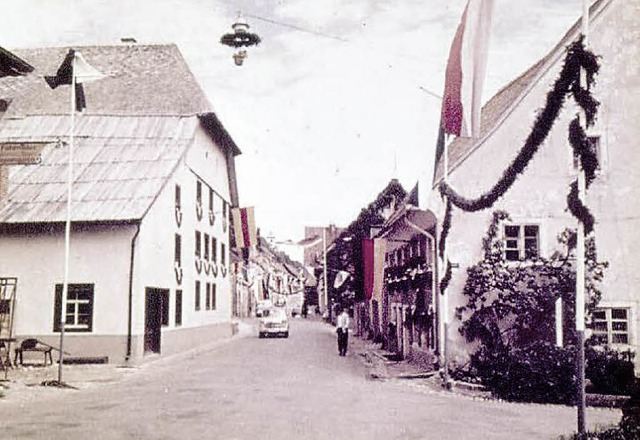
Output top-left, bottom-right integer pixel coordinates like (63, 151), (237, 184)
(212, 237), (217, 262)
(504, 224), (539, 261)
(211, 283), (217, 310)
(174, 234), (182, 265)
(221, 243), (226, 266)
(54, 284), (94, 332)
(222, 201), (227, 218)
(175, 290), (182, 326)
(209, 188), (214, 213)
(195, 231), (201, 258)
(592, 308), (630, 345)
(196, 180), (202, 206)
(175, 185), (181, 211)
(573, 135), (602, 171)
(204, 233), (210, 260)
(205, 282), (211, 310)
(195, 280), (201, 311)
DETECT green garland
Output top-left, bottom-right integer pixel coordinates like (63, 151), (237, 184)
(437, 36), (600, 297)
(439, 37), (599, 212)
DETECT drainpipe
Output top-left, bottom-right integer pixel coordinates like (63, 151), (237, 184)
(125, 223), (141, 363)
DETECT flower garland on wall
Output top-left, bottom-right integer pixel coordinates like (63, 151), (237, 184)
(438, 37), (600, 294)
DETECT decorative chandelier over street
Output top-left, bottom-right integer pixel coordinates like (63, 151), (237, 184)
(220, 14), (261, 66)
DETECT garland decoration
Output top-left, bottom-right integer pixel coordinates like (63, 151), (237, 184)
(440, 259), (452, 294)
(439, 198), (452, 260)
(439, 37), (599, 213)
(436, 36), (600, 300)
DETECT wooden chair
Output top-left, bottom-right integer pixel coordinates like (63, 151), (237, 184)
(14, 338), (53, 366)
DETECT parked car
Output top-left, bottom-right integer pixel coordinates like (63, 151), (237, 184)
(258, 307), (289, 338)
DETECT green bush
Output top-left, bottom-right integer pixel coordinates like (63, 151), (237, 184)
(586, 347), (636, 396)
(472, 342), (577, 404)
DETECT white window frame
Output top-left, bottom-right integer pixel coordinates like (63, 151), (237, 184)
(591, 306), (632, 346)
(570, 130), (607, 175)
(503, 223), (540, 262)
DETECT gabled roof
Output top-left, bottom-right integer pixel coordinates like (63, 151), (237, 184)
(0, 116), (198, 224)
(0, 44), (212, 117)
(433, 0), (612, 184)
(0, 44), (242, 225)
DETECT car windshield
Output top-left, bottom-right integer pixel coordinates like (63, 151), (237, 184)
(263, 308), (286, 319)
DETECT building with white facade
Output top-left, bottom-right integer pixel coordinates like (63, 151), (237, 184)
(429, 0), (640, 371)
(0, 44), (241, 363)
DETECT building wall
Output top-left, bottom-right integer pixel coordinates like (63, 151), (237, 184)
(0, 123), (237, 363)
(130, 123), (234, 359)
(0, 222), (136, 360)
(428, 1), (640, 369)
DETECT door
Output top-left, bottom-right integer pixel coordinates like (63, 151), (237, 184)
(144, 288), (166, 354)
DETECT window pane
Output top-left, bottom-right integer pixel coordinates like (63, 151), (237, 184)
(524, 238), (539, 259)
(175, 185), (181, 208)
(505, 250), (520, 261)
(612, 322), (627, 331)
(195, 281), (201, 311)
(612, 309), (627, 320)
(524, 225), (538, 237)
(195, 231), (201, 257)
(593, 310), (606, 320)
(175, 290), (183, 326)
(505, 225), (519, 238)
(592, 322), (607, 332)
(612, 334), (628, 344)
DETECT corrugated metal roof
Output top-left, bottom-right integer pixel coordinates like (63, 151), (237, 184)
(0, 115), (197, 223)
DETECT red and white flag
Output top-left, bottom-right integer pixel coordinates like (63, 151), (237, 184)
(441, 0), (495, 138)
(232, 207), (257, 249)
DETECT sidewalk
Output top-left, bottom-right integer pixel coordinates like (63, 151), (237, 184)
(348, 331), (492, 399)
(0, 319), (255, 405)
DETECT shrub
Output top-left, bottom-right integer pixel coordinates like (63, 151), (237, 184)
(473, 342), (577, 404)
(586, 347), (636, 396)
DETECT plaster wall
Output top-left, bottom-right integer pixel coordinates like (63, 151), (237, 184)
(428, 1), (640, 368)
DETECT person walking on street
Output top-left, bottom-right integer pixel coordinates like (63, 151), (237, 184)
(336, 308), (350, 356)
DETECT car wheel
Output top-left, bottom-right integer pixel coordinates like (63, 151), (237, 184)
(283, 332), (289, 338)
(259, 332), (265, 338)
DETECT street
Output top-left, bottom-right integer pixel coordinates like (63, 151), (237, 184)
(0, 319), (621, 440)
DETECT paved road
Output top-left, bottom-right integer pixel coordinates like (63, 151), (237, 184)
(0, 319), (621, 439)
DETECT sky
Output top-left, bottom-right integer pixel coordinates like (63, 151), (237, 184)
(2, 0), (587, 242)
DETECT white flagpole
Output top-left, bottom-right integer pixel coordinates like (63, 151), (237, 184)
(576, 0), (589, 434)
(58, 53), (76, 383)
(442, 135), (450, 387)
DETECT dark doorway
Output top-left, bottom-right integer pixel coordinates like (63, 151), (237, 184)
(145, 288), (168, 354)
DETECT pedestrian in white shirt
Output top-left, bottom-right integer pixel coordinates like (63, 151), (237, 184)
(336, 308), (350, 356)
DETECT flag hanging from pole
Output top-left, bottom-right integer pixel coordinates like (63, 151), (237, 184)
(440, 0), (495, 139)
(363, 238), (386, 301)
(45, 49), (106, 112)
(232, 207), (257, 249)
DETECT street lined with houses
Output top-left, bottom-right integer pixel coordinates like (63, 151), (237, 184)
(0, 319), (622, 439)
(1, 0), (639, 438)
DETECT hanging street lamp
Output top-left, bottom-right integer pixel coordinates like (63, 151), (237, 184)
(220, 15), (261, 66)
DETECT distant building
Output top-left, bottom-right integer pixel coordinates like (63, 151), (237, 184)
(0, 44), (241, 363)
(303, 224), (343, 269)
